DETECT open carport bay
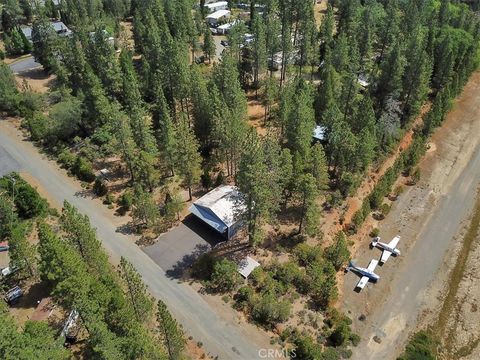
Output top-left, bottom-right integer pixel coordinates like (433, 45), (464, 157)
(143, 215), (225, 278)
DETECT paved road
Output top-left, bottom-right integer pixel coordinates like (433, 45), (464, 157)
(8, 55), (41, 74)
(144, 215), (224, 278)
(0, 122), (270, 359)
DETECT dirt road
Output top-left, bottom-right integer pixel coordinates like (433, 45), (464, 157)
(343, 72), (480, 359)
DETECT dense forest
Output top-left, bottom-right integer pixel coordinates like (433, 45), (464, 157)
(0, 0), (478, 244)
(1, 0), (479, 358)
(0, 173), (185, 359)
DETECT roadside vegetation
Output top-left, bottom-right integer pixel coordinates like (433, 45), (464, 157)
(0, 173), (186, 359)
(1, 0), (479, 358)
(398, 330), (438, 360)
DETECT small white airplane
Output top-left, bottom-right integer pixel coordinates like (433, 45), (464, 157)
(346, 259), (380, 290)
(371, 235), (401, 264)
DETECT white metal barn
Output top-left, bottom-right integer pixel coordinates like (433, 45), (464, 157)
(206, 9), (231, 26)
(189, 185), (245, 240)
(204, 1), (228, 13)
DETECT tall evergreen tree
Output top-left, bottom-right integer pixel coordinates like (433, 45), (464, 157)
(174, 116), (202, 201)
(296, 173), (320, 236)
(157, 300), (185, 360)
(119, 257), (154, 322)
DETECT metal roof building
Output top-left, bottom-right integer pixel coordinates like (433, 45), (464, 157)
(21, 21), (72, 41)
(206, 9), (231, 26)
(189, 185), (245, 239)
(204, 1), (228, 13)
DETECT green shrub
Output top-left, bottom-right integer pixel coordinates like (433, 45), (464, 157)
(398, 330), (437, 360)
(234, 286), (253, 305)
(13, 182), (48, 219)
(370, 228), (380, 238)
(103, 193), (115, 205)
(93, 178), (108, 196)
(57, 149), (76, 169)
(208, 258), (241, 293)
(272, 261), (305, 289)
(192, 253), (216, 280)
(350, 333), (361, 346)
(19, 91), (44, 118)
(118, 192), (133, 209)
(325, 232), (350, 271)
(25, 111), (52, 142)
(380, 203), (391, 217)
(251, 292), (291, 327)
(72, 156), (95, 183)
(294, 243), (322, 267)
(293, 334), (322, 360)
(0, 49), (4, 60)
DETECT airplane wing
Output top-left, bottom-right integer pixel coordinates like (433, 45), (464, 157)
(356, 276), (369, 289)
(388, 235), (401, 249)
(367, 259), (378, 272)
(381, 250), (392, 263)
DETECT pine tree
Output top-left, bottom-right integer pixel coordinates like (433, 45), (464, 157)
(325, 231), (351, 271)
(213, 53), (247, 119)
(119, 257), (154, 322)
(114, 111), (139, 182)
(155, 90), (177, 177)
(401, 28), (432, 123)
(297, 173), (320, 236)
(119, 49), (144, 112)
(285, 78), (316, 159)
(309, 143), (329, 191)
(202, 27), (215, 64)
(237, 134), (281, 246)
(157, 300), (185, 360)
(8, 221), (36, 277)
(87, 28), (123, 99)
(251, 13), (267, 91)
(376, 40), (405, 112)
(60, 201), (110, 275)
(318, 5), (334, 63)
(31, 17), (59, 72)
(261, 77), (279, 124)
(174, 116), (202, 201)
(190, 65), (214, 147)
(132, 185), (160, 228)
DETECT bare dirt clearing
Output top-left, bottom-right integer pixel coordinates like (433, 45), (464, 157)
(343, 71), (480, 360)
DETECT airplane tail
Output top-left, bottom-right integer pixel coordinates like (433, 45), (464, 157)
(371, 237), (380, 247)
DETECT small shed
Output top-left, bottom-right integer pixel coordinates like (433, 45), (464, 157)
(189, 185), (245, 239)
(238, 256), (260, 278)
(206, 9), (231, 26)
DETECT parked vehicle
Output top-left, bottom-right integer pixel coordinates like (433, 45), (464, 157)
(1, 265), (19, 278)
(4, 286), (22, 304)
(0, 241), (9, 252)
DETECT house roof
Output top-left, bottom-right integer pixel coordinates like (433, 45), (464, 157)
(206, 9), (231, 20)
(205, 1), (228, 8)
(189, 185), (245, 231)
(238, 256), (260, 278)
(21, 21), (71, 40)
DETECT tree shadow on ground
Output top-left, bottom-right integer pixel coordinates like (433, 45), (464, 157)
(116, 220), (137, 236)
(166, 243), (211, 279)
